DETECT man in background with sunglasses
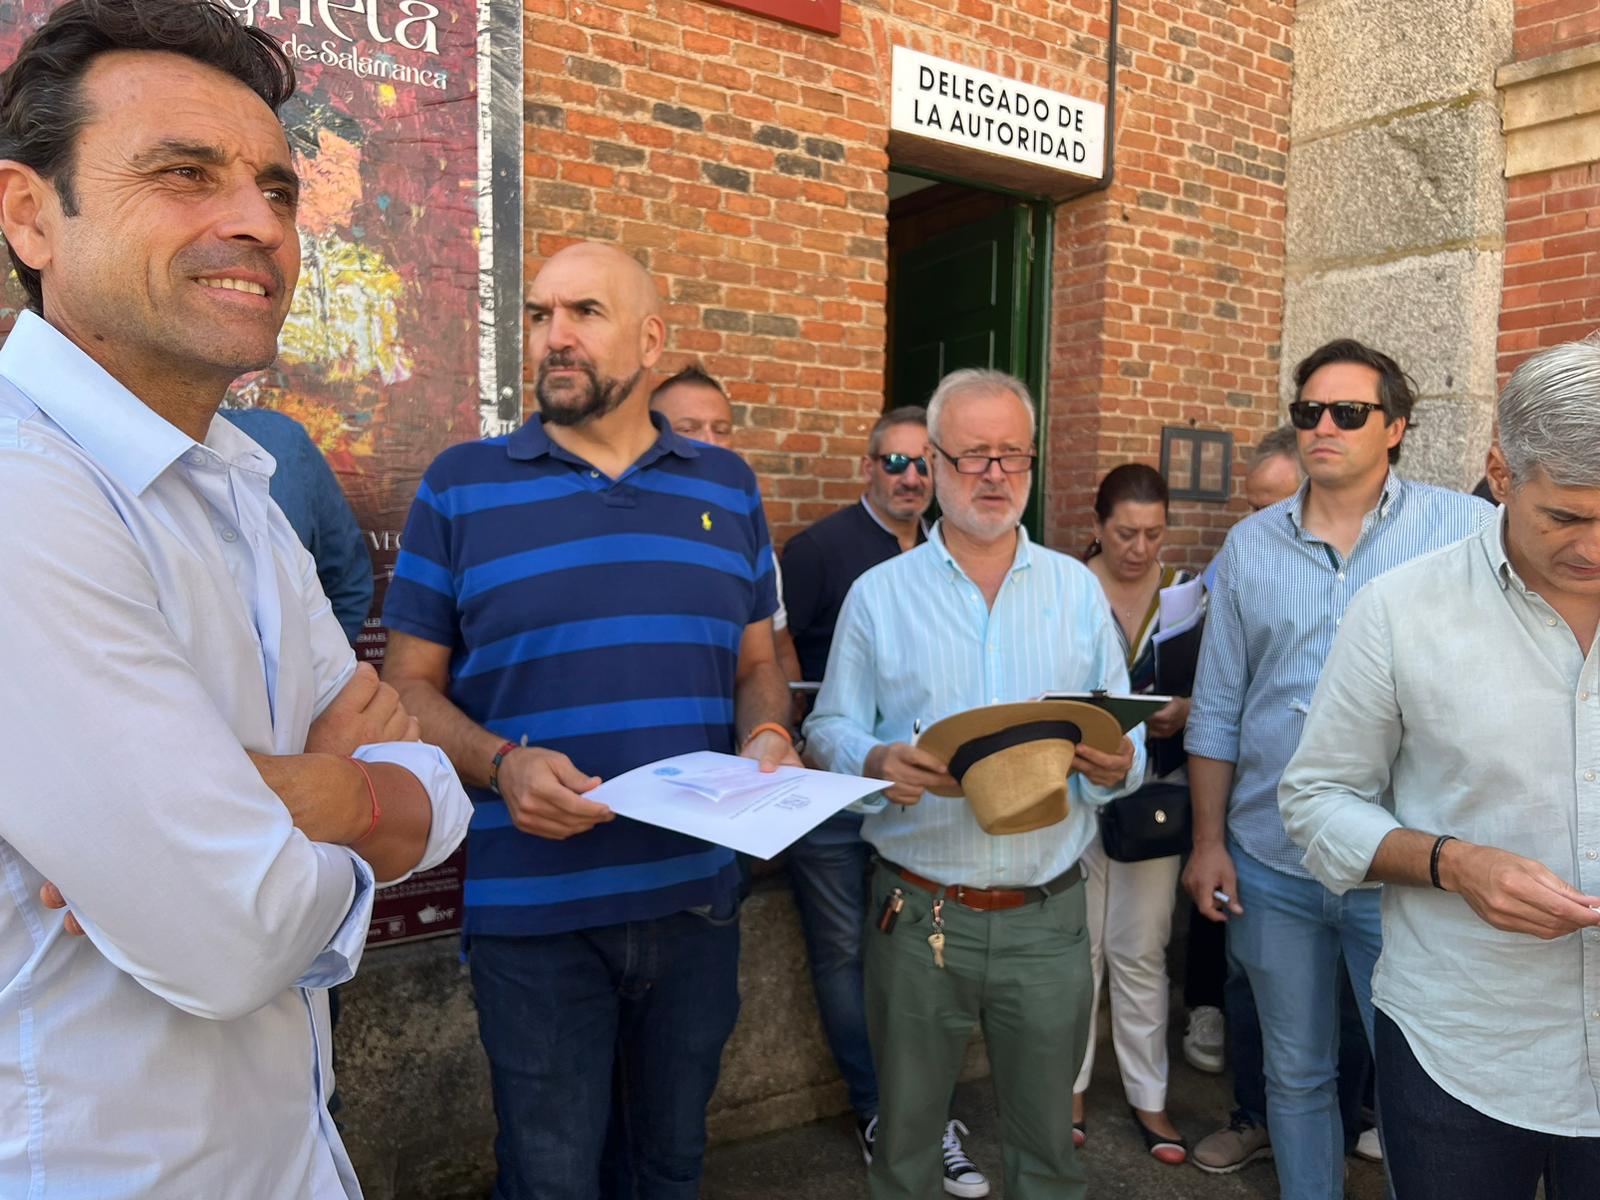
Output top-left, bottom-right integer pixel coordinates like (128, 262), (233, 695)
(1182, 339), (1494, 1200)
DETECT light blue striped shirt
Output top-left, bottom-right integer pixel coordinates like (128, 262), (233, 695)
(804, 523), (1144, 887)
(1185, 473), (1494, 877)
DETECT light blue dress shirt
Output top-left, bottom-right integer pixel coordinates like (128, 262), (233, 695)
(804, 523), (1144, 888)
(1185, 474), (1493, 877)
(0, 311), (469, 1198)
(1280, 517), (1600, 1135)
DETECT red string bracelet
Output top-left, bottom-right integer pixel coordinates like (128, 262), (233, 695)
(349, 757), (381, 842)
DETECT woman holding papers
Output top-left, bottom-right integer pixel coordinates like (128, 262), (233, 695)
(1072, 464), (1199, 1164)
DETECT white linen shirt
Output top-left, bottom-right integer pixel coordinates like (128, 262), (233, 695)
(804, 523), (1143, 887)
(0, 311), (469, 1198)
(1280, 516), (1600, 1136)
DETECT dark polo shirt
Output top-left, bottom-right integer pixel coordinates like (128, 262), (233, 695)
(781, 498), (921, 683)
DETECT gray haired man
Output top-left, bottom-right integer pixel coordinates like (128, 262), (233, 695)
(1280, 335), (1600, 1199)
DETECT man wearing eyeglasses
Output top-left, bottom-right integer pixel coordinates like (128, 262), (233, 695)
(1182, 339), (1494, 1200)
(777, 406), (971, 1188)
(806, 368), (1140, 1200)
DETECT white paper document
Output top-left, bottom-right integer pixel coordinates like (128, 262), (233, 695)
(1154, 575), (1207, 645)
(587, 751), (893, 859)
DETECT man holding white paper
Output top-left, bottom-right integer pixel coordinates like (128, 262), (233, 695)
(381, 242), (799, 1200)
(805, 368), (1142, 1200)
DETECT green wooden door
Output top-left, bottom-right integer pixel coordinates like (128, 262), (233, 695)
(889, 201), (1042, 533)
(890, 204), (1033, 408)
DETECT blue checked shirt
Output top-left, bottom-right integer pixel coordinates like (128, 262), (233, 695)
(804, 523), (1144, 887)
(1185, 473), (1494, 878)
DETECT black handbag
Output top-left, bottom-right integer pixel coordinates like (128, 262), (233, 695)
(1098, 781), (1191, 862)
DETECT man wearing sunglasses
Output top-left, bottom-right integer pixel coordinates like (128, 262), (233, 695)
(1183, 339), (1494, 1200)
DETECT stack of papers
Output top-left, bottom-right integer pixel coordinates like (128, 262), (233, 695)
(587, 751), (892, 859)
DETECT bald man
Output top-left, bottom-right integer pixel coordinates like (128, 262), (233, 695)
(383, 242), (800, 1200)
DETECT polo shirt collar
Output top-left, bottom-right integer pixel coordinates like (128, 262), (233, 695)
(0, 310), (203, 495)
(859, 495), (929, 542)
(505, 409), (699, 470)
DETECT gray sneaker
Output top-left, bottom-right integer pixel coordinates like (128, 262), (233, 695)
(1192, 1113), (1271, 1174)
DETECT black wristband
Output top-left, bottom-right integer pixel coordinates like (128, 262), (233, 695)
(1429, 834), (1457, 891)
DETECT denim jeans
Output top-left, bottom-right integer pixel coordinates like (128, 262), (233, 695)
(1227, 843), (1382, 1200)
(468, 901), (741, 1200)
(1377, 1009), (1600, 1199)
(787, 811), (878, 1119)
(1223, 942), (1374, 1148)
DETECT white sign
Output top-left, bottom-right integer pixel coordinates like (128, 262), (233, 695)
(890, 45), (1106, 180)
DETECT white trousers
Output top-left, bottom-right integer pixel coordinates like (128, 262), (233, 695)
(1072, 832), (1181, 1111)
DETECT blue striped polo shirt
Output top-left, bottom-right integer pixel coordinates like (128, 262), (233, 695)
(382, 413), (776, 935)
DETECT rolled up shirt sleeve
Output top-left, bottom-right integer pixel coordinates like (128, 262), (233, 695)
(1185, 535), (1247, 764)
(1279, 584), (1404, 893)
(355, 740), (472, 887)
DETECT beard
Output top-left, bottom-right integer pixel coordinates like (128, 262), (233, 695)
(535, 352), (642, 427)
(939, 483), (1025, 542)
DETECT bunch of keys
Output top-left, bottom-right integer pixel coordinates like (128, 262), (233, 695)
(928, 898), (946, 969)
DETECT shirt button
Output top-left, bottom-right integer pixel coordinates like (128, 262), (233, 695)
(1336, 572), (1345, 581)
(1548, 617), (1559, 627)
(1586, 771), (1596, 783)
(590, 470), (600, 479)
(1588, 850), (1598, 861)
(219, 528), (238, 542)
(1582, 692), (1591, 702)
(185, 450), (205, 466)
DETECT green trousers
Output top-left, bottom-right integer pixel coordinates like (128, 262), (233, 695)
(864, 862), (1093, 1200)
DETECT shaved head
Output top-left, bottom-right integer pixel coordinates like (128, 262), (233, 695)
(526, 241), (665, 428)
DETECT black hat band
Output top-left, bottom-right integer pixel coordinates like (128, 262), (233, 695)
(945, 720), (1083, 783)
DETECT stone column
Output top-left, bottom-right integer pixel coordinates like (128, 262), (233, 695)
(1281, 0), (1513, 488)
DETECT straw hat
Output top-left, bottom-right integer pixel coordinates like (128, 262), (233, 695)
(915, 700), (1124, 835)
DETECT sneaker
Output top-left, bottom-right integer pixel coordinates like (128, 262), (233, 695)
(941, 1119), (991, 1198)
(1353, 1127), (1383, 1163)
(856, 1114), (877, 1165)
(1192, 1112), (1272, 1175)
(1182, 1005), (1226, 1074)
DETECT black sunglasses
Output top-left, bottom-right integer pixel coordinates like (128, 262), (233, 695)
(875, 453), (929, 476)
(1288, 400), (1384, 431)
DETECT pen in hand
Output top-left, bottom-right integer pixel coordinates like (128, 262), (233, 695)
(901, 720), (922, 812)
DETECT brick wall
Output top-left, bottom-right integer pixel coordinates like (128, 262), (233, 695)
(1499, 0), (1600, 388)
(1045, 0), (1292, 570)
(1499, 161), (1600, 385)
(525, 0), (1292, 570)
(1515, 0), (1600, 60)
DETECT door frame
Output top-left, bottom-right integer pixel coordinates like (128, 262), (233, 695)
(886, 166), (1055, 542)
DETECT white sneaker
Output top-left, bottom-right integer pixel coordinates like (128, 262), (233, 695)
(941, 1119), (990, 1198)
(1354, 1128), (1383, 1162)
(1183, 1006), (1226, 1074)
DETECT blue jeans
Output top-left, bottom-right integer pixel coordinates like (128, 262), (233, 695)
(1227, 844), (1382, 1200)
(1377, 1009), (1600, 1198)
(1225, 943), (1374, 1149)
(468, 901), (741, 1200)
(786, 811), (878, 1119)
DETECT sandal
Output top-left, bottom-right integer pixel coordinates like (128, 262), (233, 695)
(1130, 1108), (1188, 1165)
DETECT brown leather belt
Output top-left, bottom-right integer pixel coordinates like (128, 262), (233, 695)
(882, 860), (1083, 912)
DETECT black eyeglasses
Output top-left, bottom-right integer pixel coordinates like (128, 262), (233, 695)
(930, 439), (1036, 475)
(1288, 400), (1383, 431)
(875, 453), (929, 476)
